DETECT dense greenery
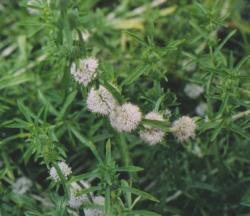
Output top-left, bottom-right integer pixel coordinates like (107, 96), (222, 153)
(0, 0), (250, 215)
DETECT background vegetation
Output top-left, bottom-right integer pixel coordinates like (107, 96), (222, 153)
(0, 0), (250, 215)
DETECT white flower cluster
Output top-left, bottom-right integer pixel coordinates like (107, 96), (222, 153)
(68, 181), (89, 209)
(171, 116), (196, 142)
(184, 83), (204, 99)
(12, 177), (32, 195)
(70, 57), (199, 144)
(87, 85), (118, 116)
(71, 57), (143, 132)
(49, 161), (72, 182)
(67, 181), (104, 215)
(84, 196), (105, 216)
(87, 85), (142, 132)
(139, 112), (165, 145)
(68, 190), (87, 209)
(71, 57), (99, 87)
(109, 103), (142, 132)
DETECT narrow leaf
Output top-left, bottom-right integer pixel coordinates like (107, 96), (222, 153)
(120, 186), (159, 202)
(116, 166), (143, 173)
(70, 126), (102, 163)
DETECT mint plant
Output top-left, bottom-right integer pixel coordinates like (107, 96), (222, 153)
(0, 0), (250, 215)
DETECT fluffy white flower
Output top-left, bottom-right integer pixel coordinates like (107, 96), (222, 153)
(68, 181), (89, 209)
(49, 161), (72, 182)
(171, 116), (196, 142)
(87, 85), (117, 115)
(69, 195), (86, 209)
(195, 102), (207, 116)
(139, 112), (165, 145)
(71, 57), (98, 87)
(12, 177), (32, 195)
(84, 196), (105, 216)
(109, 103), (142, 132)
(184, 84), (204, 99)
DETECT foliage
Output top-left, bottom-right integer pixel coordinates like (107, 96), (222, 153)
(0, 0), (250, 215)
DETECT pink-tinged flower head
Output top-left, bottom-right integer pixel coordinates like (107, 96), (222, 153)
(49, 161), (72, 182)
(139, 112), (165, 145)
(71, 57), (98, 87)
(87, 85), (117, 115)
(109, 103), (142, 132)
(171, 116), (196, 142)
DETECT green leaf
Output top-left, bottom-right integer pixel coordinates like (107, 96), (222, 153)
(121, 65), (149, 86)
(142, 119), (170, 132)
(230, 124), (250, 140)
(38, 90), (59, 116)
(117, 134), (130, 166)
(120, 186), (159, 202)
(0, 73), (34, 90)
(106, 139), (112, 165)
(241, 190), (250, 207)
(154, 96), (165, 112)
(70, 169), (99, 183)
(77, 186), (101, 196)
(189, 182), (219, 192)
(121, 180), (132, 208)
(235, 55), (250, 71)
(70, 126), (102, 163)
(215, 30), (237, 54)
(123, 31), (146, 45)
(63, 15), (73, 49)
(17, 100), (32, 122)
(189, 20), (207, 40)
(127, 210), (161, 216)
(116, 166), (143, 173)
(57, 90), (77, 121)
